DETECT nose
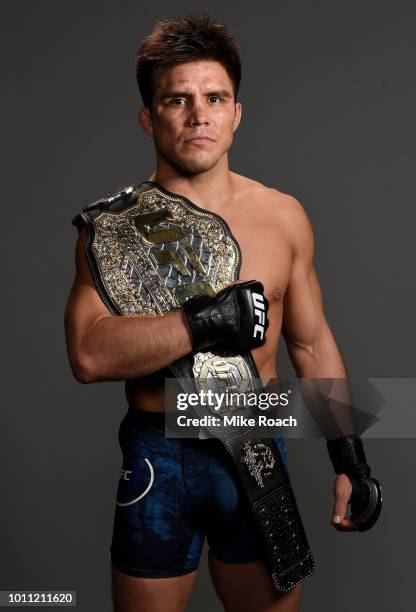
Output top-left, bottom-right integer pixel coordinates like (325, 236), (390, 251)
(189, 100), (209, 126)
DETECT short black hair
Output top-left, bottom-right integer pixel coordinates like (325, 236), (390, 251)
(136, 13), (242, 108)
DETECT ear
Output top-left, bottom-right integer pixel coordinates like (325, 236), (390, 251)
(233, 101), (242, 132)
(138, 107), (153, 137)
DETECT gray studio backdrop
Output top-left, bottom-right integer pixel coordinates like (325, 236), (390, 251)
(1, 1), (415, 610)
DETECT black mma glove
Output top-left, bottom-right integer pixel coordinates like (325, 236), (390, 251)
(182, 280), (269, 353)
(327, 435), (382, 531)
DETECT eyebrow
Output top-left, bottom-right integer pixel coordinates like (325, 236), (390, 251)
(160, 89), (233, 100)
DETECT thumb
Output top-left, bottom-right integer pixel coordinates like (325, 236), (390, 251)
(332, 494), (349, 524)
(332, 475), (352, 524)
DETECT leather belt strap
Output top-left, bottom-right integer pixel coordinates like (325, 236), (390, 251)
(170, 354), (316, 592)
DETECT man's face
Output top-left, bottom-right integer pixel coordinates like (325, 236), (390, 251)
(139, 60), (241, 175)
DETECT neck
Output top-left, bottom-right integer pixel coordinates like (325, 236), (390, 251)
(148, 156), (234, 214)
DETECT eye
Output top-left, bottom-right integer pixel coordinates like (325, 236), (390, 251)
(169, 98), (186, 106)
(209, 95), (222, 103)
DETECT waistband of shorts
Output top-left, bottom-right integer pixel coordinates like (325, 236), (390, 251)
(125, 406), (166, 427)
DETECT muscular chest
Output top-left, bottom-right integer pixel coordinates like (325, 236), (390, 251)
(222, 212), (292, 306)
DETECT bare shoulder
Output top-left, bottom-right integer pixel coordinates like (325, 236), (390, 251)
(231, 173), (314, 258)
(233, 174), (312, 230)
(267, 188), (312, 235)
(269, 188), (314, 259)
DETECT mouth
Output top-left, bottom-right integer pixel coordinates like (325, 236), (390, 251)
(184, 136), (215, 144)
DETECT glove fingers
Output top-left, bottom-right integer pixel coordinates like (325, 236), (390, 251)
(216, 287), (240, 332)
(183, 280), (269, 353)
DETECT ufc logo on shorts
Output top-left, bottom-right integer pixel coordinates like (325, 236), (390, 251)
(121, 469), (132, 481)
(252, 292), (266, 340)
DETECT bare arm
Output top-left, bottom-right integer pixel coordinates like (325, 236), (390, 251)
(281, 198), (370, 530)
(281, 197), (347, 379)
(64, 227), (193, 383)
(281, 196), (356, 433)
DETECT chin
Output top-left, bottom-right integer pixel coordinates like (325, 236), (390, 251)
(157, 141), (228, 176)
(175, 152), (224, 175)
(180, 160), (217, 175)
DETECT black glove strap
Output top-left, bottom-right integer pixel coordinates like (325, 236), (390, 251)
(327, 435), (371, 481)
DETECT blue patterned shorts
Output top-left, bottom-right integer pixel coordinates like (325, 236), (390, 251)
(110, 407), (289, 578)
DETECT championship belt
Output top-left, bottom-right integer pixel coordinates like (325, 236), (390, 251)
(72, 180), (315, 591)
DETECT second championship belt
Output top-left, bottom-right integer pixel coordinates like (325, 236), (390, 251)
(72, 180), (316, 592)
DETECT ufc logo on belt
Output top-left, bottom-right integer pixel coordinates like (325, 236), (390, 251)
(252, 292), (266, 340)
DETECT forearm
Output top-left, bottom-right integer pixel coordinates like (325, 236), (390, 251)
(286, 321), (347, 379)
(74, 310), (192, 382)
(286, 321), (356, 435)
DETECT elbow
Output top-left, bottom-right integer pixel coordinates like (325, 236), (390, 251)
(286, 336), (316, 358)
(286, 338), (319, 371)
(64, 320), (105, 383)
(69, 352), (99, 384)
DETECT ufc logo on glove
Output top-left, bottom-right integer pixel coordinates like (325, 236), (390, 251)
(252, 292), (266, 340)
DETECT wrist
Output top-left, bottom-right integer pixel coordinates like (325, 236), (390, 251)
(326, 435), (371, 480)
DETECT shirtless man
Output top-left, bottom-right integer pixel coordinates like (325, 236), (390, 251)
(65, 14), (380, 612)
